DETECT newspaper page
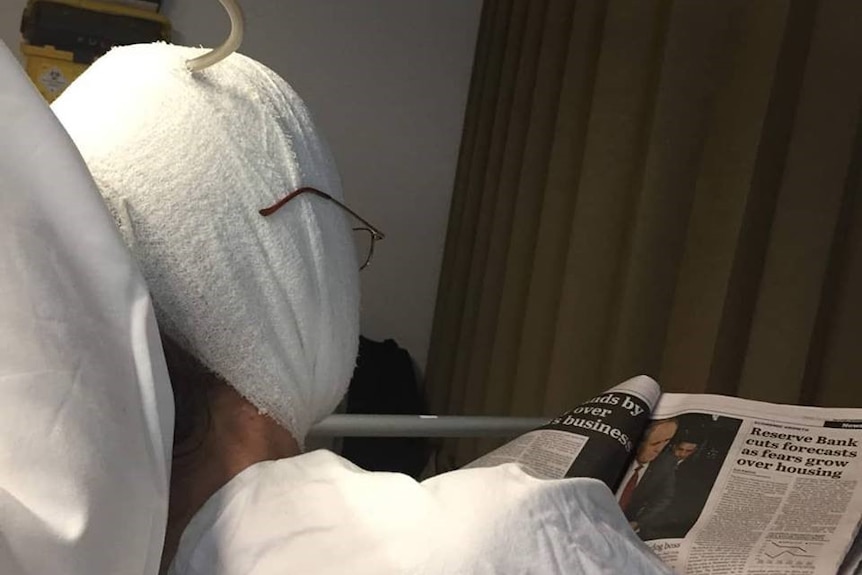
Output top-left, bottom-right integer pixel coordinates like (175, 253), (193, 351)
(616, 393), (862, 575)
(465, 375), (660, 490)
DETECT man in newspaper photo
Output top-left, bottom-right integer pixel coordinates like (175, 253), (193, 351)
(617, 418), (679, 538)
(670, 436), (700, 469)
(642, 433), (703, 540)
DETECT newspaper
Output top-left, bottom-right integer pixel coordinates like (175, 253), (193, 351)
(466, 376), (862, 575)
(466, 375), (660, 487)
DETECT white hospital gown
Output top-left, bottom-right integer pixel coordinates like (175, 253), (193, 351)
(169, 451), (672, 575)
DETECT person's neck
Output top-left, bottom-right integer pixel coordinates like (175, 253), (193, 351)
(161, 384), (301, 573)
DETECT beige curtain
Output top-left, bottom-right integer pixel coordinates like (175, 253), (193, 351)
(427, 0), (862, 466)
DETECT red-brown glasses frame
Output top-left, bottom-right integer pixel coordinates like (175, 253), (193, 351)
(259, 187), (385, 270)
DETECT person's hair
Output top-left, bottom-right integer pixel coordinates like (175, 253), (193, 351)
(160, 333), (223, 458)
(673, 431), (701, 447)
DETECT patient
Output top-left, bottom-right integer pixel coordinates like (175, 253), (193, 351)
(158, 337), (301, 570)
(53, 43), (671, 575)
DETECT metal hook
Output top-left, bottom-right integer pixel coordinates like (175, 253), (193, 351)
(186, 0), (245, 72)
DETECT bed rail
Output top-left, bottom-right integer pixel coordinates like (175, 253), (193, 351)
(309, 415), (548, 438)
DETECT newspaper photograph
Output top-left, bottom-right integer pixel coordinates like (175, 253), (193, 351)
(616, 413), (743, 541)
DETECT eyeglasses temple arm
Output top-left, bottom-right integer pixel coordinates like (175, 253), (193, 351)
(259, 187), (385, 240)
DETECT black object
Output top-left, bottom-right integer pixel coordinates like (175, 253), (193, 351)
(341, 336), (431, 479)
(21, 1), (169, 64)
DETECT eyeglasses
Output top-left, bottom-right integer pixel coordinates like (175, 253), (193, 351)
(259, 187), (385, 270)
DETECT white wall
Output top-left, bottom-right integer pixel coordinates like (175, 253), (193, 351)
(1, 2), (25, 62)
(2, 0), (482, 369)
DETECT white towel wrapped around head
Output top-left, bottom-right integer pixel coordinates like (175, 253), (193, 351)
(52, 43), (360, 444)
